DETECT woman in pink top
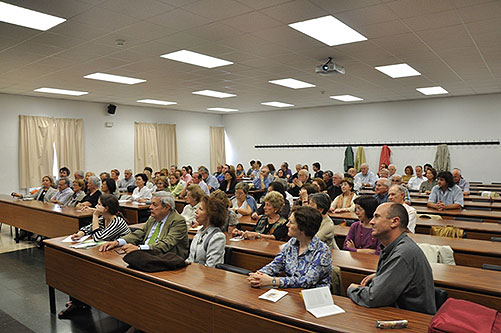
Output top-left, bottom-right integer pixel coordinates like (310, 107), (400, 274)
(180, 166), (192, 183)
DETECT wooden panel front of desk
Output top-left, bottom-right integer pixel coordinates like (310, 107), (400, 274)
(0, 200), (86, 238)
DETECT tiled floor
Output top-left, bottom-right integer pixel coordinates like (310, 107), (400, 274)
(0, 228), (130, 333)
(0, 224), (36, 254)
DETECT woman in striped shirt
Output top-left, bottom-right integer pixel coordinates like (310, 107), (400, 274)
(71, 194), (130, 242)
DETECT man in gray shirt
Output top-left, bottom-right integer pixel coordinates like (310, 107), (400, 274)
(347, 202), (436, 315)
(117, 169), (135, 192)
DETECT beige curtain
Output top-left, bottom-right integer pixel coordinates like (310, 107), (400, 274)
(134, 122), (160, 172)
(54, 118), (84, 176)
(157, 124), (177, 169)
(210, 127), (226, 173)
(19, 115), (55, 188)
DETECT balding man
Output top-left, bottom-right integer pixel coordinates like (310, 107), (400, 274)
(253, 166), (271, 190)
(118, 169), (135, 192)
(354, 163), (378, 189)
(199, 166), (219, 191)
(452, 168), (470, 196)
(374, 178), (390, 205)
(388, 164), (399, 179)
(347, 203), (436, 315)
(388, 185), (416, 233)
(407, 166), (426, 191)
(327, 172), (343, 200)
(288, 169), (310, 197)
(390, 175), (411, 205)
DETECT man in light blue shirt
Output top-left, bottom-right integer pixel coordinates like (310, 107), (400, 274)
(354, 163), (378, 188)
(253, 166), (271, 190)
(50, 178), (74, 205)
(199, 166), (220, 191)
(427, 171), (463, 210)
(452, 168), (470, 196)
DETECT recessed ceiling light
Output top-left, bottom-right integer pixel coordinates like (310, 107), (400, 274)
(137, 99), (177, 105)
(375, 63), (421, 78)
(269, 78), (315, 89)
(261, 102), (294, 108)
(161, 50), (233, 68)
(192, 90), (236, 98)
(0, 2), (66, 31)
(330, 95), (363, 102)
(289, 15), (367, 46)
(207, 108), (238, 112)
(416, 86), (448, 95)
(84, 73), (146, 85)
(34, 87), (88, 96)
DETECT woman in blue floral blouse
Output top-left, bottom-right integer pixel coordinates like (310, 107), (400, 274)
(248, 206), (332, 289)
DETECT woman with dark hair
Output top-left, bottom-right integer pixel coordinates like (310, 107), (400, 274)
(312, 177), (327, 192)
(402, 165), (414, 184)
(248, 206), (332, 289)
(419, 167), (438, 194)
(330, 178), (358, 213)
(132, 173), (152, 202)
(220, 170), (237, 195)
(167, 172), (184, 198)
(253, 181), (290, 219)
(12, 175), (57, 202)
(101, 178), (117, 197)
(343, 196), (381, 255)
(187, 195), (226, 267)
(180, 166), (192, 184)
(427, 171), (464, 210)
(235, 163), (245, 178)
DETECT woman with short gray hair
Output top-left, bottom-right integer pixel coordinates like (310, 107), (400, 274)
(77, 175), (102, 208)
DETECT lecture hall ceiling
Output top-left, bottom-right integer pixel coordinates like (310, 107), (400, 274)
(0, 0), (500, 113)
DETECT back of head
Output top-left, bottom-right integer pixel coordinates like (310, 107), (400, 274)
(291, 206), (322, 237)
(386, 202), (409, 230)
(310, 192), (331, 215)
(203, 195), (227, 228)
(100, 193), (120, 215)
(210, 189), (229, 208)
(354, 196), (378, 219)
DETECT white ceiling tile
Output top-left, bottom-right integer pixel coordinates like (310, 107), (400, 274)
(182, 0), (252, 20)
(185, 22), (244, 42)
(384, 0), (454, 19)
(335, 4), (397, 27)
(147, 8), (211, 30)
(259, 0), (330, 24)
(457, 1), (501, 23)
(98, 0), (173, 19)
(221, 11), (282, 33)
(311, 0), (381, 13)
(356, 20), (411, 38)
(72, 6), (140, 30)
(403, 10), (463, 31)
(417, 25), (476, 50)
(10, 0), (94, 19)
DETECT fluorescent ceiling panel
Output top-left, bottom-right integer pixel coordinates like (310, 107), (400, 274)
(261, 101), (294, 108)
(416, 86), (448, 95)
(137, 99), (177, 105)
(161, 50), (233, 68)
(375, 63), (421, 78)
(0, 2), (66, 31)
(268, 78), (315, 89)
(84, 73), (146, 85)
(192, 90), (236, 98)
(34, 87), (88, 96)
(207, 107), (238, 112)
(289, 15), (367, 46)
(330, 95), (363, 102)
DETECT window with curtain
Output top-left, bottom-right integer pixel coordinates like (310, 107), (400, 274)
(18, 115), (84, 188)
(210, 127), (226, 174)
(134, 122), (177, 173)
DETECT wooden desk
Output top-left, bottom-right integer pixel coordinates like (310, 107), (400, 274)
(414, 207), (501, 223)
(221, 237), (501, 312)
(410, 192), (501, 203)
(44, 238), (432, 332)
(332, 225), (501, 268)
(0, 194), (91, 239)
(120, 201), (150, 224)
(175, 198), (188, 214)
(411, 197), (501, 211)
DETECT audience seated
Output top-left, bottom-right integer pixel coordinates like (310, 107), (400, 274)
(235, 163), (245, 178)
(213, 164), (223, 177)
(167, 173), (184, 199)
(290, 163), (302, 182)
(12, 175), (57, 202)
(401, 165), (413, 184)
(233, 191), (288, 241)
(343, 196), (381, 254)
(347, 203), (436, 315)
(131, 173), (152, 202)
(58, 167), (72, 182)
(388, 185), (416, 233)
(230, 182), (257, 218)
(253, 182), (291, 219)
(187, 194), (226, 267)
(180, 171), (209, 197)
(77, 176), (101, 208)
(211, 190), (238, 233)
(312, 162), (323, 178)
(373, 178), (390, 204)
(66, 179), (86, 207)
(252, 166), (271, 191)
(390, 175), (411, 204)
(74, 170), (84, 181)
(288, 169), (310, 197)
(330, 178), (358, 213)
(181, 184), (204, 226)
(199, 166), (220, 191)
(248, 206), (332, 289)
(100, 178), (117, 198)
(347, 167), (357, 179)
(274, 169), (289, 189)
(378, 168), (389, 179)
(153, 176), (168, 193)
(354, 163), (378, 190)
(427, 171), (464, 210)
(117, 169), (135, 192)
(312, 177), (327, 193)
(280, 162), (292, 179)
(50, 178), (74, 206)
(110, 169), (120, 183)
(327, 172), (343, 200)
(99, 192), (188, 257)
(452, 168), (470, 196)
(246, 160), (255, 177)
(388, 164), (399, 179)
(419, 167), (438, 194)
(408, 165), (426, 191)
(309, 193), (338, 250)
(220, 170), (237, 195)
(180, 166), (192, 184)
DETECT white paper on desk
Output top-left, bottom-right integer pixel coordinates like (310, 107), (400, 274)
(118, 199), (130, 203)
(62, 235), (90, 243)
(229, 236), (243, 241)
(301, 286), (345, 318)
(258, 289), (288, 303)
(70, 241), (98, 249)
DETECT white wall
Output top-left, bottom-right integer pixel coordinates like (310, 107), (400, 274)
(0, 93), (223, 194)
(224, 94), (501, 183)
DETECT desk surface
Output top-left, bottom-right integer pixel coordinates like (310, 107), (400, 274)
(0, 194), (92, 218)
(44, 237), (432, 332)
(414, 206), (501, 222)
(412, 197), (501, 210)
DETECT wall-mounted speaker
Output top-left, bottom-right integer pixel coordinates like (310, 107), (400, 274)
(107, 104), (117, 115)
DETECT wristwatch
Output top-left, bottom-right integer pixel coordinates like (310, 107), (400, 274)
(272, 277), (277, 288)
(137, 246), (140, 251)
(256, 233), (261, 239)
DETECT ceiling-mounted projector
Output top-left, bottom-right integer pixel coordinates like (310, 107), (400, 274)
(315, 57), (345, 76)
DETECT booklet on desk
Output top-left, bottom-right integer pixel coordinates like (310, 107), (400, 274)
(301, 286), (345, 318)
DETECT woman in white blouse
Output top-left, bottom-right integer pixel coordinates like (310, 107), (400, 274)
(181, 184), (205, 227)
(132, 173), (152, 202)
(330, 178), (358, 213)
(187, 195), (226, 267)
